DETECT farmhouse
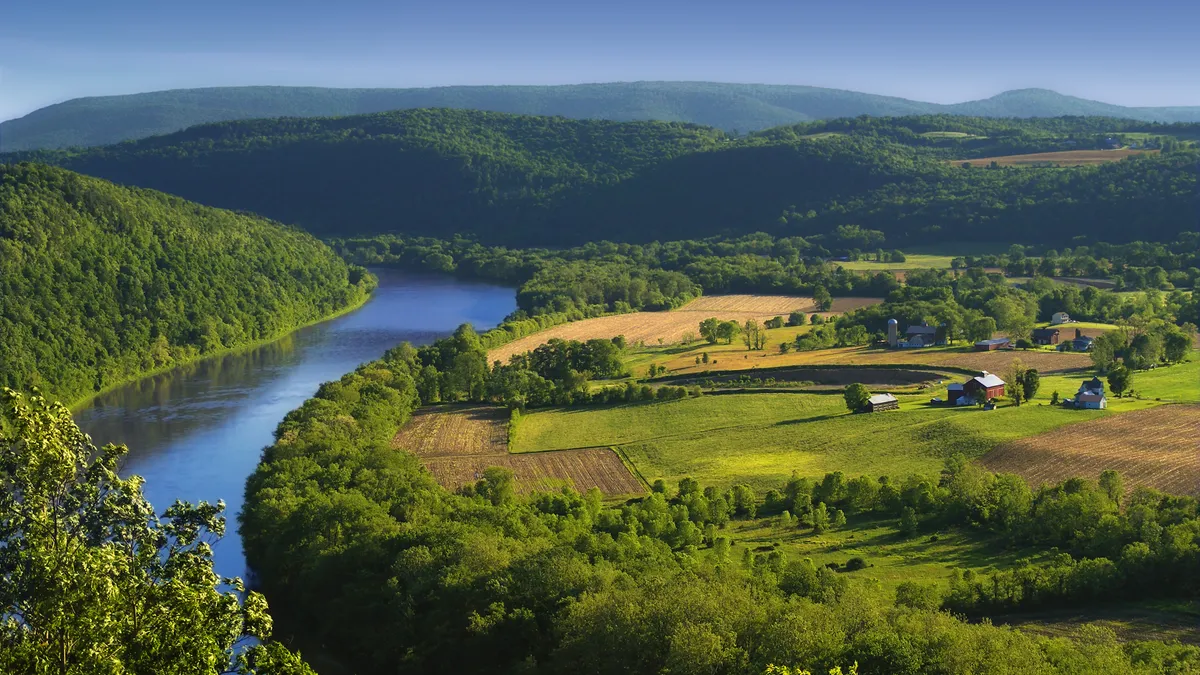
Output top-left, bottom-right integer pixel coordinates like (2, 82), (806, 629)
(949, 371), (1006, 405)
(1051, 312), (1072, 325)
(867, 393), (899, 412)
(974, 337), (1012, 351)
(1064, 335), (1095, 352)
(1032, 328), (1060, 345)
(1070, 376), (1108, 409)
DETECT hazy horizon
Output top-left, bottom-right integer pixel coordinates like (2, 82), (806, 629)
(4, 0), (1199, 123)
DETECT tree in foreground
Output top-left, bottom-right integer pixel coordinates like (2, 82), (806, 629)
(0, 389), (312, 675)
(842, 383), (871, 413)
(1107, 363), (1133, 397)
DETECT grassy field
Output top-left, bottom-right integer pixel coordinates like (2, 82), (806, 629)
(513, 393), (1112, 491)
(953, 149), (1155, 167)
(835, 254), (956, 271)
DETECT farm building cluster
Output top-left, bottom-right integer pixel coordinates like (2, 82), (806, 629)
(886, 319), (946, 349)
(945, 371), (1007, 407)
(1065, 377), (1108, 409)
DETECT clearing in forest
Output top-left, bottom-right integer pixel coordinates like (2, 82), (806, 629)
(487, 295), (880, 364)
(393, 404), (643, 495)
(953, 149), (1155, 167)
(980, 405), (1200, 497)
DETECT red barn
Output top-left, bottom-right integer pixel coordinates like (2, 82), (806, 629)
(962, 371), (1006, 402)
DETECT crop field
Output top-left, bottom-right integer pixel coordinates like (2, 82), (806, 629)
(649, 342), (1092, 377)
(393, 404), (643, 495)
(953, 149), (1155, 167)
(513, 393), (1105, 490)
(422, 448), (644, 495)
(980, 404), (1200, 496)
(393, 405), (508, 456)
(487, 295), (881, 364)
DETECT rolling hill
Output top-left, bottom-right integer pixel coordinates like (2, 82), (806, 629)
(6, 110), (1198, 248)
(0, 162), (374, 405)
(5, 82), (1200, 151)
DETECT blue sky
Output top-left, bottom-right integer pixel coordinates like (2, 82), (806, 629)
(3, 0), (1199, 121)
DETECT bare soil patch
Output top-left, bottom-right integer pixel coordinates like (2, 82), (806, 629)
(424, 448), (644, 495)
(394, 405), (643, 495)
(669, 367), (944, 387)
(953, 149), (1155, 167)
(980, 404), (1200, 496)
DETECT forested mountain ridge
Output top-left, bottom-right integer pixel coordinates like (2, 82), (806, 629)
(7, 110), (1199, 247)
(0, 162), (374, 405)
(6, 82), (1200, 151)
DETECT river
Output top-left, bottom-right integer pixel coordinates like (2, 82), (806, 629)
(74, 270), (516, 580)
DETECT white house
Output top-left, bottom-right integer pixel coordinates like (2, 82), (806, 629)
(1073, 377), (1108, 409)
(1050, 312), (1072, 325)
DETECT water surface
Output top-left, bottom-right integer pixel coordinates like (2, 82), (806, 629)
(75, 270), (515, 579)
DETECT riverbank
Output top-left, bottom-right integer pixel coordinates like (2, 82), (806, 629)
(66, 285), (375, 413)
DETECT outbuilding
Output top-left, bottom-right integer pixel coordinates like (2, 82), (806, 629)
(974, 337), (1012, 351)
(867, 393), (899, 412)
(962, 371), (1006, 402)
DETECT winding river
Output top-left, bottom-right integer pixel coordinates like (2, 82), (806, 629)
(74, 270), (515, 580)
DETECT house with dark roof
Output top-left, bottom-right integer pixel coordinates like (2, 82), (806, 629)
(1032, 328), (1060, 345)
(1070, 377), (1107, 409)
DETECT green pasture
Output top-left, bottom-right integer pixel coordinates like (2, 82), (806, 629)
(835, 254), (956, 271)
(514, 392), (1112, 491)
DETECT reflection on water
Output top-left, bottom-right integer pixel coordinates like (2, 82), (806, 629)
(74, 269), (515, 579)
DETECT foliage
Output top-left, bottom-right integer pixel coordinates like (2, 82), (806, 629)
(0, 390), (310, 673)
(843, 383), (871, 413)
(12, 111), (1200, 247)
(0, 163), (372, 405)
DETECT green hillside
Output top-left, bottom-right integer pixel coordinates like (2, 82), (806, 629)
(9, 110), (1197, 248)
(6, 82), (1200, 151)
(0, 162), (374, 405)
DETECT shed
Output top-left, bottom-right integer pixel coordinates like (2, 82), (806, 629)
(1031, 328), (1060, 345)
(1051, 312), (1072, 325)
(867, 393), (899, 412)
(974, 337), (1012, 351)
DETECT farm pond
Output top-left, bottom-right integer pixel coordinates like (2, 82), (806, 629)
(73, 270), (516, 580)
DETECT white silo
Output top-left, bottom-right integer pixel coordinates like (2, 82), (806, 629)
(887, 318), (899, 348)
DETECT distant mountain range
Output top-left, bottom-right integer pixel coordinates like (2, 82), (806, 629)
(4, 82), (1200, 151)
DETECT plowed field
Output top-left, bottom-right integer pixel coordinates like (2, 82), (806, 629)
(954, 149), (1155, 167)
(980, 405), (1200, 496)
(487, 295), (880, 363)
(394, 404), (643, 495)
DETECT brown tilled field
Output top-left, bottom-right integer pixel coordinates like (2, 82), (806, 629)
(394, 405), (508, 456)
(423, 449), (644, 495)
(487, 295), (881, 364)
(980, 405), (1200, 496)
(660, 344), (1091, 376)
(394, 404), (644, 495)
(953, 149), (1154, 168)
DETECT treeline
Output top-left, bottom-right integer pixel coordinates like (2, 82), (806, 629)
(835, 266), (1198, 355)
(10, 109), (1199, 247)
(0, 163), (373, 405)
(240, 340), (1199, 675)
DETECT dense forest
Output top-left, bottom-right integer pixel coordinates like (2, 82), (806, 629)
(8, 110), (1199, 247)
(8, 83), (1200, 151)
(239, 330), (1200, 675)
(0, 162), (374, 405)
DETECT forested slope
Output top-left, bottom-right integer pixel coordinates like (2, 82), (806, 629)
(6, 82), (1200, 151)
(7, 110), (1199, 247)
(0, 162), (374, 405)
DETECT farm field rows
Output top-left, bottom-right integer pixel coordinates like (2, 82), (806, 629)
(487, 294), (880, 364)
(394, 404), (644, 495)
(953, 148), (1156, 167)
(513, 393), (1109, 491)
(980, 404), (1200, 497)
(645, 341), (1093, 378)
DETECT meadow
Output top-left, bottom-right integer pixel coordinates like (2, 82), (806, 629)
(953, 148), (1156, 167)
(512, 392), (1108, 491)
(834, 254), (956, 271)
